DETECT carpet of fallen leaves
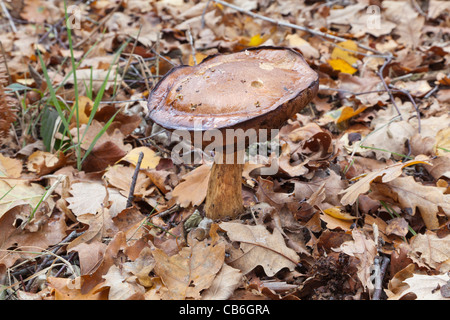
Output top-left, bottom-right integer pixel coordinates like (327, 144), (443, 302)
(0, 0), (449, 300)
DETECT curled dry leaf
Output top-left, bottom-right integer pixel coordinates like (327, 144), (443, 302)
(27, 150), (66, 176)
(340, 155), (431, 206)
(332, 229), (377, 291)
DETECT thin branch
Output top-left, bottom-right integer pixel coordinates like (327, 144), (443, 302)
(0, 0), (17, 32)
(126, 151), (144, 208)
(377, 55), (403, 120)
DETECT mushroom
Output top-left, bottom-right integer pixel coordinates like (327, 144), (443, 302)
(147, 46), (319, 220)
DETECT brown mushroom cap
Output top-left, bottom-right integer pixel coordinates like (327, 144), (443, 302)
(147, 46), (318, 136)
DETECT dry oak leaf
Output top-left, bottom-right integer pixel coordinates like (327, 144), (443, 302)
(47, 276), (108, 300)
(101, 265), (146, 300)
(370, 176), (450, 230)
(0, 180), (47, 218)
(340, 155), (430, 206)
(201, 264), (243, 300)
(219, 222), (299, 277)
(409, 231), (450, 272)
(0, 153), (22, 178)
(103, 164), (151, 197)
(170, 164), (211, 208)
(66, 181), (127, 217)
(152, 240), (225, 300)
(67, 208), (117, 252)
(332, 229), (377, 291)
(391, 273), (450, 300)
(0, 204), (67, 269)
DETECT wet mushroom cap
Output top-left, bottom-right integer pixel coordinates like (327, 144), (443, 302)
(147, 46), (319, 135)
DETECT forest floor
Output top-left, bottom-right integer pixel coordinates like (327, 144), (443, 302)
(0, 0), (449, 300)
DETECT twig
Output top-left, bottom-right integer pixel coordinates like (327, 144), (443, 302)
(377, 55), (403, 120)
(23, 230), (83, 291)
(126, 151), (144, 208)
(54, 251), (77, 277)
(201, 0), (212, 29)
(388, 84), (421, 134)
(186, 25), (197, 65)
(423, 85), (439, 99)
(319, 85), (421, 133)
(373, 256), (390, 300)
(371, 223), (390, 300)
(210, 0), (387, 56)
(151, 204), (180, 219)
(0, 0), (17, 32)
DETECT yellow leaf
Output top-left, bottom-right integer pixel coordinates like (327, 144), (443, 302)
(248, 34), (266, 46)
(331, 40), (359, 65)
(213, 2), (223, 10)
(328, 58), (357, 74)
(323, 207), (357, 221)
(71, 96), (92, 125)
(119, 146), (161, 170)
(325, 105), (367, 123)
(188, 52), (208, 66)
(340, 155), (431, 206)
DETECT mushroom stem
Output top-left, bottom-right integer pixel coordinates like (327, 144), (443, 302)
(204, 151), (244, 220)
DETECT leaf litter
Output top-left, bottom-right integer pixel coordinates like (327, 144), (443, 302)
(0, 0), (449, 300)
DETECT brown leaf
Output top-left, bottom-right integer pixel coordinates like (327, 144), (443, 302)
(152, 240), (225, 300)
(67, 208), (117, 252)
(332, 229), (377, 291)
(103, 164), (151, 196)
(255, 177), (294, 211)
(409, 231), (450, 271)
(0, 205), (67, 268)
(340, 155), (431, 206)
(101, 265), (146, 300)
(27, 151), (66, 176)
(0, 153), (22, 178)
(201, 264), (242, 300)
(389, 273), (450, 300)
(47, 277), (108, 300)
(0, 180), (47, 218)
(170, 164), (211, 208)
(386, 217), (409, 237)
(219, 222), (299, 277)
(370, 176), (450, 230)
(82, 141), (127, 172)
